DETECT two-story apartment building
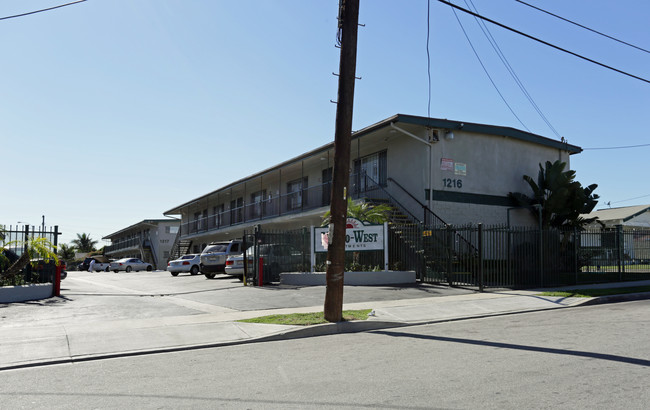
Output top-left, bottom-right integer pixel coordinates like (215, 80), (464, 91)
(103, 219), (180, 270)
(163, 114), (581, 258)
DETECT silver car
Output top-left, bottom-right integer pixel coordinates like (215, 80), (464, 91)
(110, 258), (153, 273)
(167, 254), (201, 276)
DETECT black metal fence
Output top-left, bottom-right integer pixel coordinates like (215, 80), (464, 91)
(418, 224), (650, 289)
(243, 227), (311, 284)
(234, 222), (650, 290)
(1, 224), (61, 286)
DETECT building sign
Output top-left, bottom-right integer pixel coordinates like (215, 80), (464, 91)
(440, 158), (454, 171)
(314, 218), (385, 253)
(454, 162), (467, 176)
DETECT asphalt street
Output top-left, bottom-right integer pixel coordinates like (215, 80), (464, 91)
(1, 300), (648, 409)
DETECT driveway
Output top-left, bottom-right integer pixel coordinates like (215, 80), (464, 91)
(1, 270), (474, 329)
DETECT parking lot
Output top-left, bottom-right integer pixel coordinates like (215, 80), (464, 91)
(1, 269), (474, 330)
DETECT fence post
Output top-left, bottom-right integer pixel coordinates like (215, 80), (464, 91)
(616, 224), (623, 280)
(478, 223), (484, 292)
(574, 227), (579, 285)
(446, 225), (453, 286)
(254, 224), (261, 286)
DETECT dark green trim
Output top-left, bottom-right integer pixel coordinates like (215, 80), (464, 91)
(394, 114), (582, 154)
(431, 190), (514, 207)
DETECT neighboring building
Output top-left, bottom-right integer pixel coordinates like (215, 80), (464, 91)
(582, 205), (650, 262)
(584, 205), (650, 229)
(163, 114), (581, 258)
(103, 219), (180, 270)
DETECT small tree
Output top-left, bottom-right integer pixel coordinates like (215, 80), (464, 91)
(321, 197), (392, 226)
(1, 237), (59, 283)
(509, 160), (599, 229)
(58, 243), (77, 262)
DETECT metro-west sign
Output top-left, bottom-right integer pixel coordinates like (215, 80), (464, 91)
(314, 218), (386, 253)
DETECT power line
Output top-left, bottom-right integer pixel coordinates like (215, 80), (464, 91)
(583, 143), (650, 150)
(0, 0), (86, 21)
(465, 0), (561, 138)
(611, 194), (650, 204)
(515, 0), (650, 55)
(450, 5), (530, 131)
(435, 0), (650, 85)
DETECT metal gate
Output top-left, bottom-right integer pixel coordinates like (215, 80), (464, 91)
(243, 226), (310, 284)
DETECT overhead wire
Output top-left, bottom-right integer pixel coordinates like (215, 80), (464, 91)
(435, 0), (650, 85)
(465, 0), (561, 138)
(450, 5), (530, 131)
(583, 143), (650, 150)
(0, 0), (86, 21)
(611, 194), (650, 204)
(515, 0), (650, 55)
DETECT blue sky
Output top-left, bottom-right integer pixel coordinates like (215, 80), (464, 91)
(2, 0), (648, 246)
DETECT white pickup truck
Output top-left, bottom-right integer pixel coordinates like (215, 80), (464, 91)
(80, 256), (111, 272)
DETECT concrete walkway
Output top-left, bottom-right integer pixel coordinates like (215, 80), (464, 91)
(2, 280), (649, 371)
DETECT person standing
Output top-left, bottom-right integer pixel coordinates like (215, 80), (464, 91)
(88, 258), (95, 272)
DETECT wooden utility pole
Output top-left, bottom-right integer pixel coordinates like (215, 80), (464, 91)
(324, 0), (360, 322)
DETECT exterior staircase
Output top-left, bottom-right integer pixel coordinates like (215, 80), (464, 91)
(359, 176), (479, 285)
(141, 238), (158, 270)
(167, 230), (192, 265)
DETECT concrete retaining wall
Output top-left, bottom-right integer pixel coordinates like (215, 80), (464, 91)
(0, 284), (53, 303)
(281, 271), (416, 286)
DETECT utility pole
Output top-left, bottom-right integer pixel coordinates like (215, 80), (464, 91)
(324, 0), (360, 323)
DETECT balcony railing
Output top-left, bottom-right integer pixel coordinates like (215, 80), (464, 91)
(180, 173), (394, 237)
(105, 237), (142, 253)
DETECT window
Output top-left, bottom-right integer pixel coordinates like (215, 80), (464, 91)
(213, 204), (225, 228)
(287, 177), (308, 211)
(193, 212), (201, 232)
(354, 151), (387, 193)
(322, 167), (332, 206)
(250, 190), (267, 219)
(230, 197), (244, 223)
(163, 251), (169, 259)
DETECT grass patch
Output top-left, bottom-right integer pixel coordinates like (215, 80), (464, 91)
(540, 286), (650, 298)
(238, 309), (372, 326)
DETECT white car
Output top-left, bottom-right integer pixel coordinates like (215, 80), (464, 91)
(224, 254), (247, 277)
(224, 244), (303, 281)
(110, 258), (153, 273)
(167, 254), (201, 276)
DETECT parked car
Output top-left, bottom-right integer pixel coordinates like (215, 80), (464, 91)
(200, 240), (247, 279)
(110, 258), (153, 273)
(225, 243), (304, 282)
(167, 254), (201, 276)
(78, 256), (111, 272)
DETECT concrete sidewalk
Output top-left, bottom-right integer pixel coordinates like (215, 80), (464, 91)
(2, 281), (649, 371)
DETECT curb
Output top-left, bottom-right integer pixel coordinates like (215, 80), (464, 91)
(577, 292), (650, 306)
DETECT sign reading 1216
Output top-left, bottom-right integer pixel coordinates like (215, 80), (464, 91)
(314, 218), (385, 253)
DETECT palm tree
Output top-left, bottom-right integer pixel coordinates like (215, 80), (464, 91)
(71, 233), (97, 253)
(509, 160), (599, 229)
(57, 243), (77, 262)
(321, 197), (392, 226)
